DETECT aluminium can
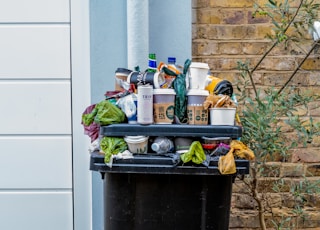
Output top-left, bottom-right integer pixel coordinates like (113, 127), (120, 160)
(137, 84), (153, 124)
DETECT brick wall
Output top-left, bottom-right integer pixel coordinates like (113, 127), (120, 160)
(231, 163), (320, 229)
(192, 0), (320, 229)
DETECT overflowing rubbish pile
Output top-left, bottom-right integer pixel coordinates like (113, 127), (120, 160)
(82, 54), (254, 174)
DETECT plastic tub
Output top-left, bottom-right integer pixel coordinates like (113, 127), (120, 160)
(189, 62), (210, 89)
(124, 136), (149, 154)
(153, 89), (176, 124)
(201, 136), (231, 150)
(209, 108), (236, 126)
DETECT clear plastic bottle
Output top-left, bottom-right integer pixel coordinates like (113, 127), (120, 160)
(151, 136), (174, 154)
(167, 57), (181, 74)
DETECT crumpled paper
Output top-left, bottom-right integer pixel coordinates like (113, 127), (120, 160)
(203, 94), (236, 109)
(218, 140), (255, 175)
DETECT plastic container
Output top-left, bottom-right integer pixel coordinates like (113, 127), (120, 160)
(153, 89), (176, 124)
(201, 136), (231, 144)
(209, 108), (236, 125)
(187, 89), (209, 125)
(201, 136), (231, 150)
(151, 136), (174, 154)
(124, 136), (149, 154)
(188, 62), (210, 89)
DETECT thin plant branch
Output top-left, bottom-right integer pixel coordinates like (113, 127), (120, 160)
(277, 40), (320, 95)
(249, 0), (304, 97)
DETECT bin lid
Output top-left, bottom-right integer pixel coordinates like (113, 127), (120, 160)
(89, 151), (250, 176)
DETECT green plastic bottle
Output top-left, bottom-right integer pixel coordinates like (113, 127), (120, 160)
(147, 53), (157, 73)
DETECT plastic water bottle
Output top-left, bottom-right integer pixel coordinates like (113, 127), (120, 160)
(151, 136), (174, 154)
(167, 57), (181, 74)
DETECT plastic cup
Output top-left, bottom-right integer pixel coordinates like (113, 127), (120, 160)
(188, 62), (210, 89)
(187, 89), (209, 125)
(153, 89), (176, 124)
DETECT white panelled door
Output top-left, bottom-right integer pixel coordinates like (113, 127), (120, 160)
(0, 0), (85, 229)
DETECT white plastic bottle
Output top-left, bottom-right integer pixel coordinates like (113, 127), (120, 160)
(151, 136), (174, 154)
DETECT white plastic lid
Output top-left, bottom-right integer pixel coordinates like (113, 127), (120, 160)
(153, 89), (176, 95)
(190, 62), (209, 69)
(187, 89), (209, 96)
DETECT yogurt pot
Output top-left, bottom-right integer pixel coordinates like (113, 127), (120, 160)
(124, 136), (149, 154)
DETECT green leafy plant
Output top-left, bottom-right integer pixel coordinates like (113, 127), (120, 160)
(235, 0), (320, 229)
